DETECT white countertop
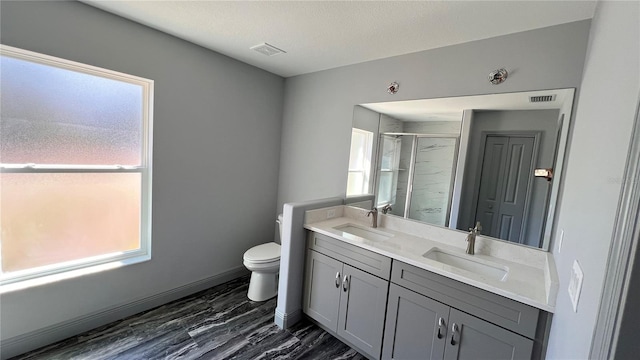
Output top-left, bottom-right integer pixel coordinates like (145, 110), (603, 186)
(304, 206), (559, 313)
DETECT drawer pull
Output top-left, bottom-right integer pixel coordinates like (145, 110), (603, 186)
(437, 317), (446, 339)
(450, 323), (459, 346)
(335, 272), (341, 288)
(342, 275), (349, 292)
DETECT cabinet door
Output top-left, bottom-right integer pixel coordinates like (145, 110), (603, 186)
(303, 250), (342, 332)
(338, 264), (389, 359)
(382, 284), (450, 360)
(444, 309), (534, 360)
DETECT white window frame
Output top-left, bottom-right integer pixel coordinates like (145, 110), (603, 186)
(0, 45), (154, 287)
(347, 128), (374, 196)
(376, 136), (401, 207)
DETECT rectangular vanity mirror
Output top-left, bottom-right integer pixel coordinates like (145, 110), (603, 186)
(346, 89), (575, 250)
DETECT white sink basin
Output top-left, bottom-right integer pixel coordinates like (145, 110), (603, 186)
(423, 248), (509, 281)
(333, 224), (393, 242)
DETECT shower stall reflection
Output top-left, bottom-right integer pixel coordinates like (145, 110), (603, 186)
(376, 134), (459, 227)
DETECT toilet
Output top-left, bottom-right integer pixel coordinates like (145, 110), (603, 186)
(243, 214), (282, 301)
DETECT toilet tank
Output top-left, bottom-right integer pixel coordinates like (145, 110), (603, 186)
(277, 214), (283, 240)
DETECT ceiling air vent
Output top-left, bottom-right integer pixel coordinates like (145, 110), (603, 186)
(250, 43), (286, 56)
(530, 94), (556, 103)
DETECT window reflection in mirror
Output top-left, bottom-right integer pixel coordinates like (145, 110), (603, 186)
(346, 128), (374, 196)
(346, 89), (576, 251)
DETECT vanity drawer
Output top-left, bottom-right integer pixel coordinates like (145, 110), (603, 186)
(391, 260), (540, 339)
(308, 231), (391, 280)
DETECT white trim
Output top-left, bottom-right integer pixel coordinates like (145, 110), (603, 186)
(590, 94), (640, 359)
(0, 44), (153, 88)
(0, 254), (150, 294)
(544, 88), (575, 251)
(449, 109), (473, 229)
(0, 267), (249, 360)
(0, 45), (154, 287)
(274, 308), (302, 330)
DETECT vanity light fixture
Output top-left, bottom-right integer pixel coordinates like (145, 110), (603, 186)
(488, 68), (508, 85)
(387, 82), (399, 94)
(250, 43), (286, 56)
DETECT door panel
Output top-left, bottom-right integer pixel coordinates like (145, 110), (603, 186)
(475, 136), (535, 244)
(382, 284), (449, 360)
(303, 250), (342, 332)
(338, 264), (389, 359)
(444, 309), (534, 360)
(498, 214), (515, 240)
(496, 137), (535, 243)
(503, 144), (524, 203)
(475, 137), (508, 234)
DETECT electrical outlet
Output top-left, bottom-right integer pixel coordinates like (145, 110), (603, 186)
(568, 260), (584, 312)
(557, 230), (565, 253)
(327, 208), (336, 219)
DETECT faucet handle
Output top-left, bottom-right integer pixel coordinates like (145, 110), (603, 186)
(470, 221), (482, 232)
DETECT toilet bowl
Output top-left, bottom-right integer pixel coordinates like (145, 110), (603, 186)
(243, 215), (282, 301)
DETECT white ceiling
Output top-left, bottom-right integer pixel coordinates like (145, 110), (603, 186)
(82, 1), (596, 78)
(361, 89), (573, 122)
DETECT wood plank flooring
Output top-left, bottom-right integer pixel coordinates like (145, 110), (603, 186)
(12, 276), (366, 360)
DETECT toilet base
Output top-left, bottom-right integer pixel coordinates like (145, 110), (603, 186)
(247, 271), (279, 301)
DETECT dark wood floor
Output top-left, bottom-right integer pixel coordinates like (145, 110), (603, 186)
(13, 276), (366, 360)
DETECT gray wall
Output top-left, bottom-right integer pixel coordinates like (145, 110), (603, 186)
(402, 120), (462, 134)
(458, 109), (560, 248)
(0, 0), (284, 350)
(276, 20), (591, 212)
(547, 1), (640, 358)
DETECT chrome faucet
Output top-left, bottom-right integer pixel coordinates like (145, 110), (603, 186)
(380, 204), (393, 214)
(367, 207), (378, 228)
(466, 221), (482, 255)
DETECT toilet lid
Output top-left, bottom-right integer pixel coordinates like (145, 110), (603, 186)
(244, 242), (281, 263)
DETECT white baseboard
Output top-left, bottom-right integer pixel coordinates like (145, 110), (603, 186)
(1, 267), (248, 359)
(274, 308), (302, 329)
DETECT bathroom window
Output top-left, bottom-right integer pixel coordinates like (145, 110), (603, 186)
(346, 128), (373, 196)
(376, 135), (401, 207)
(0, 45), (153, 286)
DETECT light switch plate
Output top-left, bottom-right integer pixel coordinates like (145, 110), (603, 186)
(327, 209), (336, 219)
(568, 260), (584, 312)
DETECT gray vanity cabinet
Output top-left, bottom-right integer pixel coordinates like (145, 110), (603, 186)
(383, 283), (534, 360)
(382, 283), (449, 360)
(337, 263), (389, 358)
(303, 250), (343, 331)
(383, 260), (538, 360)
(303, 232), (392, 359)
(443, 309), (533, 360)
(303, 231), (546, 360)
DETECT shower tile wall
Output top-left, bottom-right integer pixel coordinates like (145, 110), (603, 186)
(409, 137), (457, 225)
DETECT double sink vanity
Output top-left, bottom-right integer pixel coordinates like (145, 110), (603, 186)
(300, 205), (559, 360)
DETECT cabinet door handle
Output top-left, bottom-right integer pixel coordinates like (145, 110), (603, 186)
(335, 272), (341, 288)
(450, 323), (459, 346)
(437, 317), (446, 339)
(342, 275), (349, 292)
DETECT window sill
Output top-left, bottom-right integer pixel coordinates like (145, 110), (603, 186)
(0, 255), (151, 294)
